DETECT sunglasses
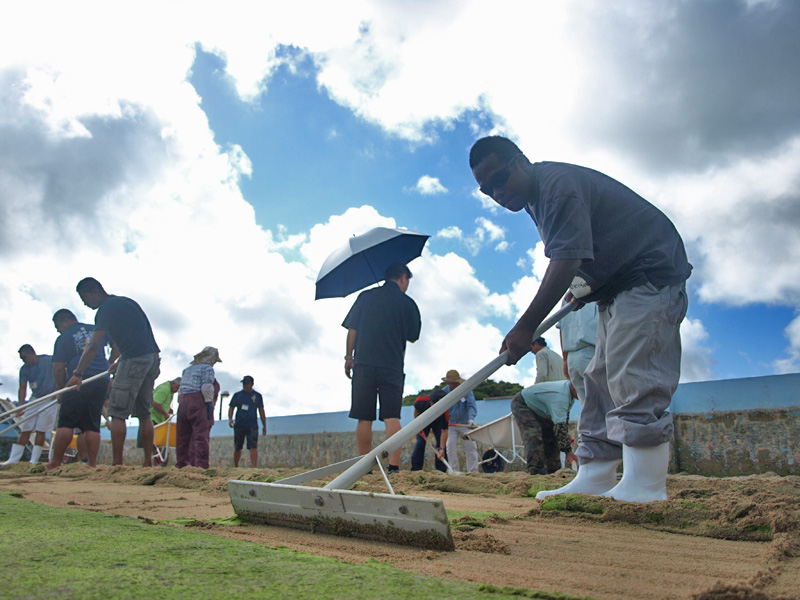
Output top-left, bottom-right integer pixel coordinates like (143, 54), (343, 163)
(479, 155), (518, 197)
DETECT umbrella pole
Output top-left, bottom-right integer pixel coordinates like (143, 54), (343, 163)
(359, 250), (382, 286)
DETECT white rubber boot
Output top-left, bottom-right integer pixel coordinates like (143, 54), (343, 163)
(535, 458), (621, 500)
(2, 443), (26, 465)
(601, 443), (669, 502)
(29, 445), (44, 464)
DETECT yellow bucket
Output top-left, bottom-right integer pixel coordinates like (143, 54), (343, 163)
(153, 421), (177, 447)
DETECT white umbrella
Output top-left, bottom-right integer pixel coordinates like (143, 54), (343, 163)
(315, 227), (429, 300)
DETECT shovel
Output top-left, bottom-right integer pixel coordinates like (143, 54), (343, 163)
(228, 302), (578, 550)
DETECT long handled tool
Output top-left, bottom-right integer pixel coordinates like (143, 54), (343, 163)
(229, 302), (578, 550)
(0, 399), (58, 438)
(419, 429), (456, 474)
(0, 370), (112, 438)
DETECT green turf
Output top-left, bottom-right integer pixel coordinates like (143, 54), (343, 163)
(1, 492), (593, 600)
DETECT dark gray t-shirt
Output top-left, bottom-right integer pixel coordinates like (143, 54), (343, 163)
(524, 162), (692, 304)
(342, 281), (421, 371)
(95, 295), (160, 359)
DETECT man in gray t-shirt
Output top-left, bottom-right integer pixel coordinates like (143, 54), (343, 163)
(470, 136), (691, 503)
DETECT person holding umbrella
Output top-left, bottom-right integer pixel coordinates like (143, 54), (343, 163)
(342, 263), (421, 473)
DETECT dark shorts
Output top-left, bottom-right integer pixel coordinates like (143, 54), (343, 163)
(57, 377), (110, 433)
(233, 426), (258, 450)
(349, 364), (404, 421)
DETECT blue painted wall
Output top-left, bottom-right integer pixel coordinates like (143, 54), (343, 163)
(206, 372), (799, 437)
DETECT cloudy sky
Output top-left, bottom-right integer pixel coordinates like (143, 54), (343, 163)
(1, 0), (798, 419)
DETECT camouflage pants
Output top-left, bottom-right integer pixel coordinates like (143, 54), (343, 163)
(511, 394), (561, 475)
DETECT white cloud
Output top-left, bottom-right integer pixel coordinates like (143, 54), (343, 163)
(435, 218), (507, 257)
(411, 175), (448, 195)
(436, 226), (463, 240)
(472, 188), (499, 213)
(679, 318), (715, 383)
(652, 138), (800, 308)
(774, 313), (800, 373)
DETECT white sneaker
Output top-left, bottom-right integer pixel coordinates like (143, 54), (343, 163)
(535, 458), (621, 500)
(602, 443), (669, 503)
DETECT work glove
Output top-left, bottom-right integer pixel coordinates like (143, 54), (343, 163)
(205, 402), (214, 421)
(468, 419), (476, 428)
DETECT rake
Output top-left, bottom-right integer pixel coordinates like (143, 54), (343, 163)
(228, 302), (577, 550)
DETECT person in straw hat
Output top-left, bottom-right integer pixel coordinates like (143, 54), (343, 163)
(441, 369), (479, 473)
(175, 346), (221, 469)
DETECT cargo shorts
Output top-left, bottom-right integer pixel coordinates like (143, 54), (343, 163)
(107, 353), (161, 420)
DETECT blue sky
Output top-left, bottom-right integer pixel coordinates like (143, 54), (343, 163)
(190, 45), (797, 381)
(1, 1), (799, 417)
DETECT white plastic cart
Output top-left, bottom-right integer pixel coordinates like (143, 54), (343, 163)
(462, 412), (527, 473)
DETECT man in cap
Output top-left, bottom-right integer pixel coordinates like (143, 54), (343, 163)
(68, 277), (161, 466)
(228, 375), (266, 467)
(343, 262), (421, 473)
(470, 136), (691, 502)
(175, 346), (221, 469)
(530, 337), (566, 383)
(2, 345), (58, 465)
(441, 369), (479, 473)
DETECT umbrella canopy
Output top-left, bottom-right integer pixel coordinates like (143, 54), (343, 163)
(315, 227), (429, 299)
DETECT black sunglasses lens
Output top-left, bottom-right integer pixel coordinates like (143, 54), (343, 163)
(482, 167), (511, 196)
(479, 156), (518, 197)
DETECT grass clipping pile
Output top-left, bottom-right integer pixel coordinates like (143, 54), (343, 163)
(2, 462), (799, 599)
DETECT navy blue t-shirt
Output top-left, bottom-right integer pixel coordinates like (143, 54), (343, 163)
(230, 390), (264, 429)
(53, 322), (111, 378)
(95, 295), (159, 359)
(342, 281), (421, 371)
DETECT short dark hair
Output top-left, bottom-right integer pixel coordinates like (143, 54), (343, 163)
(18, 344), (35, 355)
(384, 263), (412, 282)
(532, 337), (547, 347)
(76, 277), (105, 294)
(469, 136), (524, 169)
(53, 308), (77, 326)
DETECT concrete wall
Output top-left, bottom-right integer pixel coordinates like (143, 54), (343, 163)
(670, 373), (800, 476)
(7, 373), (800, 476)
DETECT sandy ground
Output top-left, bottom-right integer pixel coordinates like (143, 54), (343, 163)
(1, 463), (799, 600)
